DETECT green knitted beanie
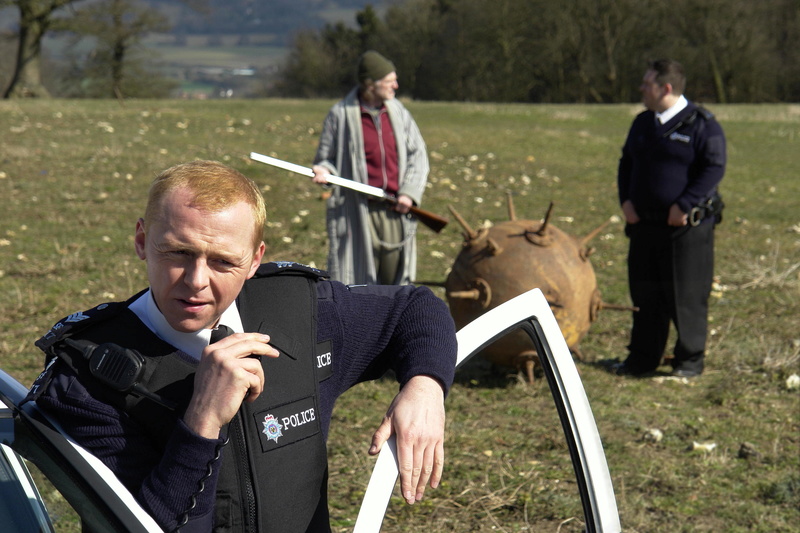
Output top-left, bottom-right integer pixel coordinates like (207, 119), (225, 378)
(357, 51), (396, 83)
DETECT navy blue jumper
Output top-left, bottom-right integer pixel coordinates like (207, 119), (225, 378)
(32, 265), (457, 533)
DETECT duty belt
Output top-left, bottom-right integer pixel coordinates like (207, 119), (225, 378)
(689, 192), (725, 226)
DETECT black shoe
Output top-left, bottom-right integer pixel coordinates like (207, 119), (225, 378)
(671, 368), (702, 378)
(608, 362), (645, 377)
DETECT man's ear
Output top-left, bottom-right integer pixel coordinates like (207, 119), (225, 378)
(248, 241), (266, 278)
(134, 218), (147, 260)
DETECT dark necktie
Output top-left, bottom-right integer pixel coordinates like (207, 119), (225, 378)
(210, 324), (234, 344)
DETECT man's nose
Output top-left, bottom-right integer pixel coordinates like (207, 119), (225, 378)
(184, 259), (210, 289)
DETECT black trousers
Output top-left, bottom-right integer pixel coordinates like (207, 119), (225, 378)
(625, 221), (715, 373)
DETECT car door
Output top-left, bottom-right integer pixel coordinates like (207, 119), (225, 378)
(354, 288), (622, 533)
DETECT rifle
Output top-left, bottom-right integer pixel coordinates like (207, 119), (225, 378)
(250, 152), (449, 233)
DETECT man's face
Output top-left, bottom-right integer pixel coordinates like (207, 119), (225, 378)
(639, 69), (668, 112)
(373, 71), (398, 102)
(134, 187), (265, 332)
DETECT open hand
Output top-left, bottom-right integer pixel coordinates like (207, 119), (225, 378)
(369, 375), (446, 504)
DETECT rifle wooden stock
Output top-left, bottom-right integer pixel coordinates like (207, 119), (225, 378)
(383, 196), (449, 233)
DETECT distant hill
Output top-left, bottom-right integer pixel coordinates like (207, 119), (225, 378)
(146, 0), (390, 97)
(145, 0), (388, 45)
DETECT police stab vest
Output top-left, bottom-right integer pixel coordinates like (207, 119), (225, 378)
(32, 262), (332, 532)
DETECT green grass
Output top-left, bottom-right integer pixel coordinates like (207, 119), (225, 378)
(1, 99), (798, 532)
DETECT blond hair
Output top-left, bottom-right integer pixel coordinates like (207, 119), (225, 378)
(144, 160), (266, 251)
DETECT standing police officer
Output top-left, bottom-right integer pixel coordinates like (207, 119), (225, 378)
(614, 59), (726, 378)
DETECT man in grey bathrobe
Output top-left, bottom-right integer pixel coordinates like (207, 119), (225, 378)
(312, 50), (429, 285)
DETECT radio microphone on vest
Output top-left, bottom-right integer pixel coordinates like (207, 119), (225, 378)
(63, 338), (177, 410)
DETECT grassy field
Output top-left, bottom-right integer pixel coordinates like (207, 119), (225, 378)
(1, 99), (798, 532)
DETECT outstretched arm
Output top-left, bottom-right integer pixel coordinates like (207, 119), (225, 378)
(318, 282), (457, 503)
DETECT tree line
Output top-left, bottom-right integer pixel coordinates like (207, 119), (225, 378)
(2, 0), (798, 102)
(274, 0), (800, 103)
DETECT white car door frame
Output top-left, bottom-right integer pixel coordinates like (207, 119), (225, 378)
(354, 288), (621, 533)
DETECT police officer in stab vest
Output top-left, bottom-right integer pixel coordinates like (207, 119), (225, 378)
(613, 59), (726, 378)
(28, 160), (457, 532)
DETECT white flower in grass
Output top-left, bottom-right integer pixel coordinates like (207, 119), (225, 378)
(691, 441), (716, 453)
(642, 428), (663, 443)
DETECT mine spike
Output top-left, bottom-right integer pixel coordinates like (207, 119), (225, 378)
(506, 191), (517, 221)
(448, 289), (481, 300)
(448, 205), (478, 241)
(486, 237), (503, 255)
(580, 218), (612, 247)
(538, 202), (555, 234)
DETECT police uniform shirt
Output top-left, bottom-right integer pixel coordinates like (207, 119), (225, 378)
(655, 94), (688, 124)
(128, 289), (243, 360)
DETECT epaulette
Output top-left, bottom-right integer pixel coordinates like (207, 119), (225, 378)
(253, 261), (330, 280)
(695, 105), (715, 121)
(34, 294), (140, 352)
(662, 104), (716, 139)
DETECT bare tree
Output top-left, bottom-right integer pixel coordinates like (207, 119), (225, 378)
(3, 0), (84, 98)
(62, 0), (170, 98)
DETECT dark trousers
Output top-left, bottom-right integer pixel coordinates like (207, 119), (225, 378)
(625, 221), (715, 373)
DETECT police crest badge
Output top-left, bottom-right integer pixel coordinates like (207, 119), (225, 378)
(262, 414), (283, 443)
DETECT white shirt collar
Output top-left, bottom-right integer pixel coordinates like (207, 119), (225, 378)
(129, 289), (244, 360)
(656, 95), (688, 124)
